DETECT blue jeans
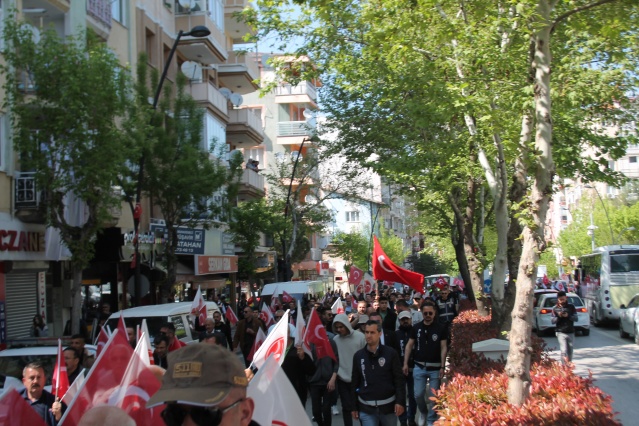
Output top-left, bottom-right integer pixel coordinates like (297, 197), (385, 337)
(359, 409), (397, 426)
(398, 371), (416, 423)
(413, 366), (440, 424)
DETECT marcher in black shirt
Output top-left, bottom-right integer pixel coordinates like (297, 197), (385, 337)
(551, 291), (578, 364)
(351, 320), (405, 425)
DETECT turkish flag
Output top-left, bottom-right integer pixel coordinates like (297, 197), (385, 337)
(349, 266), (364, 285)
(225, 306), (239, 325)
(259, 304), (275, 327)
(60, 330), (134, 425)
(281, 290), (293, 303)
(51, 339), (69, 399)
(246, 327), (267, 362)
(190, 286), (207, 325)
(372, 236), (423, 293)
(96, 326), (110, 358)
(0, 389), (47, 426)
(117, 312), (128, 342)
(331, 297), (344, 314)
(351, 297), (358, 311)
(108, 332), (164, 425)
(303, 308), (336, 361)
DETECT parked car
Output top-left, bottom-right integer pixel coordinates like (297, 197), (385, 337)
(535, 292), (590, 336)
(532, 289), (558, 330)
(104, 301), (221, 345)
(0, 344), (97, 394)
(619, 293), (639, 344)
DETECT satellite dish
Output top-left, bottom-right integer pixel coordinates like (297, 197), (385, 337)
(302, 109), (314, 119)
(219, 87), (232, 99)
(25, 24), (41, 44)
(230, 93), (244, 107)
(180, 61), (202, 81)
(178, 0), (196, 9)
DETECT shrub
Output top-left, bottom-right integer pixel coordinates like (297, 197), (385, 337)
(435, 310), (619, 425)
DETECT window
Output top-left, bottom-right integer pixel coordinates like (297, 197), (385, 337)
(346, 211), (359, 222)
(111, 0), (127, 25)
(205, 112), (227, 154)
(630, 156), (637, 164)
(208, 0), (225, 31)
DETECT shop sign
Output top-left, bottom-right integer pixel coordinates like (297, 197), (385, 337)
(38, 272), (47, 322)
(195, 255), (238, 275)
(0, 229), (45, 252)
(150, 225), (205, 255)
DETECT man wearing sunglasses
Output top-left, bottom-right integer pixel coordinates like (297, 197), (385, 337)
(401, 302), (447, 426)
(147, 343), (259, 426)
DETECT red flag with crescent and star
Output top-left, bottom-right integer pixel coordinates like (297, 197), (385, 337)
(349, 266), (364, 285)
(372, 236), (424, 293)
(303, 308), (336, 361)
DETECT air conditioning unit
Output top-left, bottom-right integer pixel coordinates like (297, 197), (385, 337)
(310, 248), (322, 261)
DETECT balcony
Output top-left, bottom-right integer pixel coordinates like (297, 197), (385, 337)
(87, 0), (112, 39)
(276, 121), (315, 145)
(227, 109), (264, 147)
(274, 82), (317, 106)
(14, 172), (46, 223)
(237, 169), (265, 200)
(224, 0), (256, 43)
(175, 3), (228, 64)
(218, 51), (260, 95)
(187, 81), (229, 120)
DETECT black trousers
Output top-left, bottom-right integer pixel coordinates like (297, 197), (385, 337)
(310, 384), (335, 426)
(337, 378), (354, 426)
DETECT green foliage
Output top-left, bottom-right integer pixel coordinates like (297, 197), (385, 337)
(377, 224), (409, 266)
(326, 229), (369, 273)
(538, 250), (559, 279)
(1, 18), (133, 269)
(410, 251), (456, 277)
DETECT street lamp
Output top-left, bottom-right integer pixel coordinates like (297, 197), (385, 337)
(616, 226), (635, 244)
(131, 26), (211, 305)
(584, 184), (615, 245)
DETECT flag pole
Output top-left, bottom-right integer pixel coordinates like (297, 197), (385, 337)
(55, 338), (61, 399)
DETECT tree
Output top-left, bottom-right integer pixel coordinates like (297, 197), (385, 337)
(326, 229), (370, 276)
(127, 55), (243, 300)
(376, 224), (409, 267)
(1, 22), (134, 334)
(245, 0), (639, 404)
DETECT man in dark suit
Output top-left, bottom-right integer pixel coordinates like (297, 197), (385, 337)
(369, 311), (401, 354)
(377, 295), (398, 332)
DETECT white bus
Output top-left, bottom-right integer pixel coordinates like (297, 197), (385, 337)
(579, 245), (639, 325)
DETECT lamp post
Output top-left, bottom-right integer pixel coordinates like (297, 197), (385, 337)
(616, 226), (635, 244)
(132, 25), (211, 305)
(584, 184), (614, 245)
(587, 213), (597, 251)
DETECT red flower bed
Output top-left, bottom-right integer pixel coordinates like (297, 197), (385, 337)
(434, 308), (620, 425)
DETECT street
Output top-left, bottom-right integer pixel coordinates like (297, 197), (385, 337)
(543, 325), (639, 426)
(300, 325), (639, 426)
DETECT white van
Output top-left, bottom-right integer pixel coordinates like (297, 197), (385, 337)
(260, 280), (325, 305)
(105, 301), (220, 345)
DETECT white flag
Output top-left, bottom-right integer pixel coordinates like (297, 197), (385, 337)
(331, 297), (344, 314)
(248, 355), (312, 426)
(251, 310), (289, 369)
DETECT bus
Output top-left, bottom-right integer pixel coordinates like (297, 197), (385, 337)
(579, 245), (639, 325)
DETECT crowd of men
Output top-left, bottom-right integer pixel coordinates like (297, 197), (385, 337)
(12, 281), (465, 426)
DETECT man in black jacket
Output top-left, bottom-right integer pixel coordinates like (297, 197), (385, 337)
(551, 291), (578, 364)
(377, 296), (397, 332)
(351, 320), (405, 426)
(369, 312), (401, 354)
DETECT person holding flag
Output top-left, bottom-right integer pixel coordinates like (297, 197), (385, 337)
(63, 347), (82, 385)
(20, 362), (65, 425)
(234, 306), (267, 367)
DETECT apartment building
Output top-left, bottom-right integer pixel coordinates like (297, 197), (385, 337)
(0, 0), (263, 343)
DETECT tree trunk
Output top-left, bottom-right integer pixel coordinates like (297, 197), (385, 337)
(70, 266), (83, 335)
(452, 213), (474, 304)
(506, 0), (556, 405)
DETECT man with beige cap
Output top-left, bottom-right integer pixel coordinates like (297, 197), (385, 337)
(147, 343), (259, 426)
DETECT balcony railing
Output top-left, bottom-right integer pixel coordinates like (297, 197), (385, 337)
(277, 121), (313, 137)
(87, 0), (112, 29)
(240, 168), (265, 191)
(189, 82), (228, 116)
(228, 109), (264, 135)
(274, 82), (317, 101)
